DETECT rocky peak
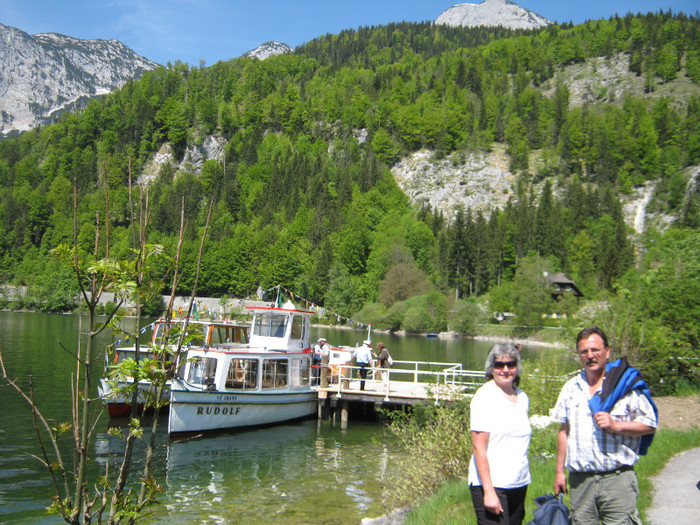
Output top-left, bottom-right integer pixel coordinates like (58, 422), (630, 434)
(0, 22), (158, 138)
(435, 0), (550, 30)
(242, 41), (292, 60)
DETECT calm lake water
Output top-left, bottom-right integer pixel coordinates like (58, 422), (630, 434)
(0, 311), (544, 524)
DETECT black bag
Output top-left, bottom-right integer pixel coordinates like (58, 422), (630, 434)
(526, 493), (571, 525)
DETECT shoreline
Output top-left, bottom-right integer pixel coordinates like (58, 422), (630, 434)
(1, 305), (568, 349)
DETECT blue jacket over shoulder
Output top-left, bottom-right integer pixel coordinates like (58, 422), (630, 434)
(588, 357), (658, 455)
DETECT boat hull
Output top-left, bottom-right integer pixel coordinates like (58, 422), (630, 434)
(168, 386), (317, 434)
(99, 377), (170, 418)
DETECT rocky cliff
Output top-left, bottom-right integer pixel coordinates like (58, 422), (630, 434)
(0, 22), (158, 138)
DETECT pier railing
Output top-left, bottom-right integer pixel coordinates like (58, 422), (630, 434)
(323, 360), (485, 403)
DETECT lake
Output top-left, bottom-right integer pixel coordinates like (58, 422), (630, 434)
(0, 311), (543, 524)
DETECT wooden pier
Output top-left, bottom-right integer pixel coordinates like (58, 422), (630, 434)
(313, 359), (484, 428)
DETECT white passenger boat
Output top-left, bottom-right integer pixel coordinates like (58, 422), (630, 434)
(99, 317), (249, 417)
(167, 301), (317, 435)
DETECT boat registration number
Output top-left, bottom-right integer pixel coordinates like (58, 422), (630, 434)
(216, 395), (237, 401)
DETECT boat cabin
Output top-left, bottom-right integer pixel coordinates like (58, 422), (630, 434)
(184, 351), (312, 392)
(177, 301), (314, 393)
(246, 301), (311, 351)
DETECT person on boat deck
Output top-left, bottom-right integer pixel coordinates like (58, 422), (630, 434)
(353, 340), (373, 391)
(373, 342), (390, 382)
(468, 343), (531, 525)
(553, 326), (657, 525)
(313, 338), (330, 383)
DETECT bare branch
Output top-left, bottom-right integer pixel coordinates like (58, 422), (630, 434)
(137, 195), (214, 510)
(57, 339), (86, 366)
(0, 351), (70, 505)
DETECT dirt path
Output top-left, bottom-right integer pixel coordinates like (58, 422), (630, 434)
(653, 395), (700, 431)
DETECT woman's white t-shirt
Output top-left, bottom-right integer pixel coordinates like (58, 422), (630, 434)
(467, 379), (531, 489)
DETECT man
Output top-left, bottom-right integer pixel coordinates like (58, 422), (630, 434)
(313, 338), (330, 384)
(553, 327), (657, 525)
(353, 340), (373, 391)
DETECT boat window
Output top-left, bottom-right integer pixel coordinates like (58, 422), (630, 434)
(225, 358), (258, 390)
(211, 326), (249, 345)
(153, 322), (205, 347)
(187, 326), (207, 346)
(290, 358), (310, 387)
(186, 357), (217, 386)
(211, 327), (229, 345)
(252, 314), (287, 338)
(290, 315), (303, 340)
(112, 348), (155, 365)
(175, 354), (187, 379)
(261, 358), (288, 389)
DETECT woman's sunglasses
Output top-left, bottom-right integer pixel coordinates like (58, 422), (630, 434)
(493, 360), (517, 370)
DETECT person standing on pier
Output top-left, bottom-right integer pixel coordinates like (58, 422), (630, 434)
(313, 338), (330, 384)
(373, 342), (391, 382)
(468, 343), (531, 525)
(353, 340), (373, 391)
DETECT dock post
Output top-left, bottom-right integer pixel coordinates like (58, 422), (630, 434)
(340, 399), (349, 429)
(320, 354), (329, 387)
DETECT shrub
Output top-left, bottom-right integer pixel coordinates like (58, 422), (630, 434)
(103, 301), (119, 317)
(402, 291), (447, 333)
(354, 302), (388, 329)
(449, 298), (482, 335)
(141, 294), (165, 318)
(384, 400), (471, 507)
(520, 351), (577, 417)
(384, 301), (407, 331)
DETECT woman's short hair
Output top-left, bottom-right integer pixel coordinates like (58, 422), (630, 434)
(484, 343), (523, 386)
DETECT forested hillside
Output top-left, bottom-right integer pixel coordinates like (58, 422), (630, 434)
(0, 12), (698, 391)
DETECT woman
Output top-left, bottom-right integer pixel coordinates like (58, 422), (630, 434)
(468, 344), (531, 525)
(373, 342), (390, 381)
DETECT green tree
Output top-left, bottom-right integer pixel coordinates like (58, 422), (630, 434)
(377, 262), (432, 307)
(449, 298), (482, 335)
(510, 254), (554, 327)
(371, 128), (398, 165)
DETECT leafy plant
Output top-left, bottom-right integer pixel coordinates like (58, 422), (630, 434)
(384, 400), (471, 508)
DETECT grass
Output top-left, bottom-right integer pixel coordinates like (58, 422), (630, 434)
(403, 426), (700, 524)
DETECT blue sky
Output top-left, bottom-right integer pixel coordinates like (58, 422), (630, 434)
(1, 1), (698, 66)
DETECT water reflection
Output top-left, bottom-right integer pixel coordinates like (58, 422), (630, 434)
(94, 418), (399, 524)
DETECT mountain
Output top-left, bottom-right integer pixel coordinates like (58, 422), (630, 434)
(435, 0), (550, 30)
(243, 41), (292, 60)
(0, 14), (698, 316)
(0, 22), (158, 138)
